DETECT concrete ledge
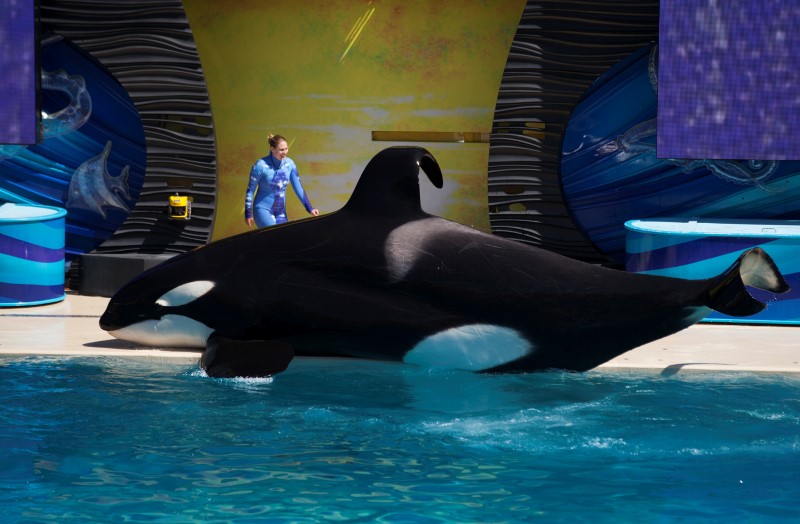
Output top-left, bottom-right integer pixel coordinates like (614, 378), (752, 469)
(1, 293), (798, 374)
(599, 323), (800, 373)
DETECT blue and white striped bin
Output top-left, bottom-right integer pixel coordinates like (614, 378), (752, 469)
(625, 218), (800, 325)
(0, 203), (67, 307)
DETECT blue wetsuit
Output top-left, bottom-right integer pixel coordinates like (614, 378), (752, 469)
(244, 154), (314, 227)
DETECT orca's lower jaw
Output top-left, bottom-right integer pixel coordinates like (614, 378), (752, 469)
(104, 314), (214, 349)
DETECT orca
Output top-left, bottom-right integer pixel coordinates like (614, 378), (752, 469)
(99, 147), (790, 378)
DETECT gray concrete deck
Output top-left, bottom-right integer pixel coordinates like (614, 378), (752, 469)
(1, 292), (798, 373)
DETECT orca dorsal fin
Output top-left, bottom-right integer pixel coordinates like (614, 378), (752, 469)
(344, 147), (443, 216)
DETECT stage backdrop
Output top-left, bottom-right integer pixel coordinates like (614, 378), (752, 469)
(183, 0), (525, 240)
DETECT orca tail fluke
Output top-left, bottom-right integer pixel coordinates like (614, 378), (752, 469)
(706, 247), (790, 317)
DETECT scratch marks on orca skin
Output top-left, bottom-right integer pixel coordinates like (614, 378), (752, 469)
(385, 218), (439, 283)
(385, 218), (485, 283)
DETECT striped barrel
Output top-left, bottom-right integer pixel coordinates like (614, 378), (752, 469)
(0, 203), (67, 307)
(625, 218), (800, 325)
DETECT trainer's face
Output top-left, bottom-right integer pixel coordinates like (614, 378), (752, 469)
(271, 140), (289, 160)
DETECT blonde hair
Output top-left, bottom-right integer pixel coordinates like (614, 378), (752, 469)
(267, 134), (287, 149)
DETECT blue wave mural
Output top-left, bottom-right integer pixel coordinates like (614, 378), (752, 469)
(0, 35), (146, 260)
(560, 45), (800, 265)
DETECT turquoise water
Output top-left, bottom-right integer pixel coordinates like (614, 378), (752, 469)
(1, 356), (799, 523)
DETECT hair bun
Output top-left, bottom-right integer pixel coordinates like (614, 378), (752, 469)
(267, 134), (286, 148)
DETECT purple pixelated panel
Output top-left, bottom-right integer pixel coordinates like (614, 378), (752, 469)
(657, 0), (800, 160)
(0, 0), (37, 145)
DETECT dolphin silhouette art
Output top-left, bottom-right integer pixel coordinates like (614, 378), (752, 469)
(100, 147), (790, 378)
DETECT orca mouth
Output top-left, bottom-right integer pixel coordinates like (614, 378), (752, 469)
(100, 280), (217, 332)
(99, 305), (126, 332)
(99, 302), (161, 332)
(99, 315), (113, 331)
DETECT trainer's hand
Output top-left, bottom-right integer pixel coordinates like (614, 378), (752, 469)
(246, 217), (256, 229)
(310, 209), (320, 217)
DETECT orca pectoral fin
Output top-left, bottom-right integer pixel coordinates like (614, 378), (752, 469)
(201, 335), (294, 378)
(707, 247), (790, 317)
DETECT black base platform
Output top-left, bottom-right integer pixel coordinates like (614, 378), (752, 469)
(73, 253), (176, 298)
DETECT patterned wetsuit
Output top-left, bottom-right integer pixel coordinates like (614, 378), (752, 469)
(244, 154), (314, 227)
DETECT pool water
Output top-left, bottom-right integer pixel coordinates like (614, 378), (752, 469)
(2, 356), (799, 523)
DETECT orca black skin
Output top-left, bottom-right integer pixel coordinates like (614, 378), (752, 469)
(100, 147), (790, 378)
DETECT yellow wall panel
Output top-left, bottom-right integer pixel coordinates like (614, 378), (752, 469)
(183, 0), (526, 239)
